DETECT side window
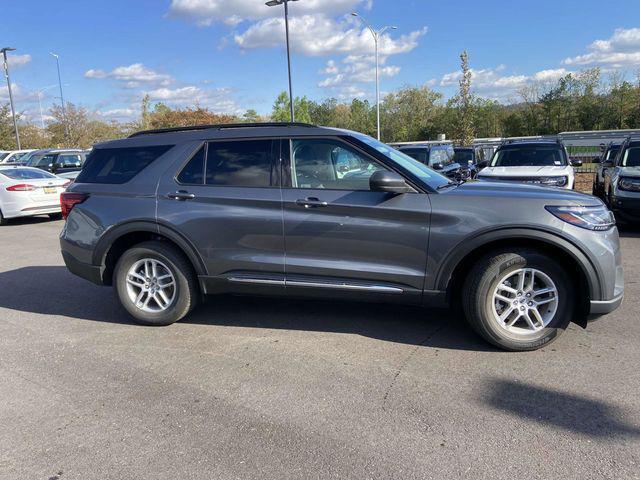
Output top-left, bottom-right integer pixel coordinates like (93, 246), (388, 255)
(205, 140), (274, 187)
(290, 138), (388, 191)
(76, 145), (174, 184)
(36, 154), (55, 167)
(57, 154), (82, 168)
(177, 145), (205, 185)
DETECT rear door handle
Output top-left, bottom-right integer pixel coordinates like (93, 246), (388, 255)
(296, 197), (328, 209)
(168, 191), (196, 201)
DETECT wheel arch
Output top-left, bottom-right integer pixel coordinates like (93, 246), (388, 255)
(93, 221), (207, 285)
(438, 228), (602, 325)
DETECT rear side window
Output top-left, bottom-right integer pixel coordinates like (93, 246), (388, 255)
(76, 145), (173, 184)
(177, 146), (206, 185)
(205, 140), (274, 187)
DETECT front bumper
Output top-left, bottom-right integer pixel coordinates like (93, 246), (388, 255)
(610, 194), (640, 217)
(589, 293), (624, 318)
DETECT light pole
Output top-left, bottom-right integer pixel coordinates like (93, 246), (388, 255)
(1, 47), (21, 149)
(266, 0), (298, 123)
(351, 13), (397, 141)
(50, 52), (69, 139)
(36, 85), (58, 129)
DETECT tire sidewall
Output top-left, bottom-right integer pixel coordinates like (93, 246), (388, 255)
(114, 245), (191, 326)
(476, 252), (572, 350)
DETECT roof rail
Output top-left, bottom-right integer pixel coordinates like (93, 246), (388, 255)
(500, 137), (562, 146)
(128, 122), (317, 138)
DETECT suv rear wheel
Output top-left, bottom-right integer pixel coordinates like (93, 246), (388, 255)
(114, 241), (199, 326)
(463, 249), (573, 351)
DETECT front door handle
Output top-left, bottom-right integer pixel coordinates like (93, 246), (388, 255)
(168, 190), (196, 201)
(296, 197), (328, 209)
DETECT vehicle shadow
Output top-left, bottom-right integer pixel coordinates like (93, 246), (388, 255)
(1, 216), (61, 227)
(0, 265), (495, 352)
(481, 378), (640, 439)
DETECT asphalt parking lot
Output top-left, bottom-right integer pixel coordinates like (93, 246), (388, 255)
(1, 219), (639, 480)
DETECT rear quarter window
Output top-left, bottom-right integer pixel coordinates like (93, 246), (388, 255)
(76, 145), (173, 184)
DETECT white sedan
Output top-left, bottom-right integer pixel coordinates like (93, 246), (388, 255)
(0, 166), (70, 225)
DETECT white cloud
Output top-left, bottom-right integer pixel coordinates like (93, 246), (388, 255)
(7, 54), (32, 68)
(84, 63), (173, 87)
(235, 15), (427, 57)
(167, 0), (369, 26)
(439, 65), (573, 101)
(145, 85), (241, 114)
(95, 107), (139, 121)
(564, 28), (640, 68)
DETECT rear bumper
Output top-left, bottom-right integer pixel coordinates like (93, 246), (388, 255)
(61, 250), (104, 285)
(3, 205), (61, 219)
(589, 293), (624, 318)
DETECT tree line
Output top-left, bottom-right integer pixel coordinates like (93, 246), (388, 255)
(1, 57), (639, 150)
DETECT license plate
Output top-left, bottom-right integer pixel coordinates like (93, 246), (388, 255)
(43, 187), (56, 194)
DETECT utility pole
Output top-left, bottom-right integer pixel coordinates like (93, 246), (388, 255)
(1, 47), (21, 149)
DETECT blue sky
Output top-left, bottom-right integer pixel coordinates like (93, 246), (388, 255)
(2, 0), (639, 123)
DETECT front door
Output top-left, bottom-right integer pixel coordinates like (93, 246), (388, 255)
(281, 137), (431, 303)
(157, 139), (285, 293)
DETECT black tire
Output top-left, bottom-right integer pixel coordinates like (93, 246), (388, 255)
(114, 241), (199, 326)
(49, 213), (63, 220)
(0, 210), (7, 226)
(462, 249), (573, 351)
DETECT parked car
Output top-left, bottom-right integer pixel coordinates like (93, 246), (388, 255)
(0, 149), (36, 164)
(396, 143), (465, 181)
(25, 149), (86, 176)
(593, 142), (622, 199)
(600, 136), (640, 221)
(0, 166), (70, 225)
(477, 139), (580, 189)
(60, 123), (623, 352)
(453, 147), (479, 179)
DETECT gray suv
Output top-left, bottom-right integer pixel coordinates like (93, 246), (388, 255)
(60, 123), (624, 351)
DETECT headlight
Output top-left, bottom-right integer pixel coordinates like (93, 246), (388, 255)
(545, 205), (615, 231)
(540, 176), (568, 187)
(618, 177), (640, 192)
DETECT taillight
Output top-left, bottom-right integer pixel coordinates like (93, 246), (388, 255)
(60, 192), (88, 219)
(6, 184), (37, 191)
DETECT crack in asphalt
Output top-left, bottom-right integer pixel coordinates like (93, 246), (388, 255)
(381, 323), (447, 411)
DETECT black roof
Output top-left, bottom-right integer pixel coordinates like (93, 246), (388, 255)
(128, 122), (318, 138)
(98, 122), (345, 149)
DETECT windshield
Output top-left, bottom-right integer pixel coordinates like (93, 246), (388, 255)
(606, 147), (620, 161)
(352, 134), (452, 190)
(454, 150), (474, 164)
(491, 146), (567, 167)
(0, 153), (9, 161)
(622, 147), (640, 167)
(0, 168), (57, 180)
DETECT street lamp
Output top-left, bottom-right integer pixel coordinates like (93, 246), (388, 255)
(351, 13), (397, 141)
(266, 0), (299, 123)
(50, 52), (69, 140)
(36, 85), (58, 129)
(1, 47), (21, 149)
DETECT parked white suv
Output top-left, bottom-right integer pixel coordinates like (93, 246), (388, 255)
(477, 140), (578, 189)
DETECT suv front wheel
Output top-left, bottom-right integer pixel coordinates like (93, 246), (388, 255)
(463, 249), (573, 351)
(114, 241), (199, 326)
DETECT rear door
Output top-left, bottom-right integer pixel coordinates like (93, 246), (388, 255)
(280, 137), (431, 302)
(156, 139), (285, 292)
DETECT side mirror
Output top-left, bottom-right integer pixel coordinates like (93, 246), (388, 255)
(477, 160), (489, 169)
(432, 162), (444, 170)
(602, 160), (614, 167)
(370, 170), (412, 194)
(570, 159), (583, 167)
